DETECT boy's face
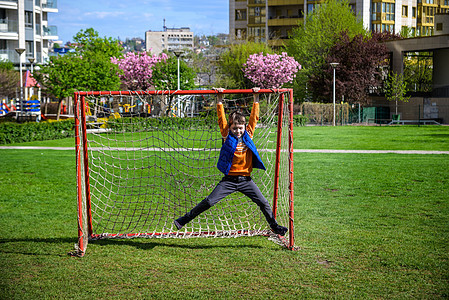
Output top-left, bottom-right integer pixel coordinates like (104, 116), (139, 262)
(229, 122), (245, 138)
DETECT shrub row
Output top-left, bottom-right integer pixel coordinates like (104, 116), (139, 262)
(0, 119), (75, 144)
(293, 115), (309, 126)
(107, 115), (218, 132)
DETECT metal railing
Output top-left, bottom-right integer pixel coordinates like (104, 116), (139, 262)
(0, 50), (20, 64)
(43, 25), (57, 36)
(0, 19), (18, 33)
(43, 0), (57, 9)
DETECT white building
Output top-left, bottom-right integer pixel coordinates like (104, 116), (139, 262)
(145, 26), (194, 55)
(0, 0), (58, 66)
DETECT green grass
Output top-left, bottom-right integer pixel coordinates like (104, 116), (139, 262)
(293, 125), (449, 150)
(1, 127), (449, 299)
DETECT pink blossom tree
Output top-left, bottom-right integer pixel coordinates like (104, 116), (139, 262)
(111, 51), (168, 90)
(242, 52), (301, 89)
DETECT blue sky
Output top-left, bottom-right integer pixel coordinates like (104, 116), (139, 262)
(52, 0), (229, 44)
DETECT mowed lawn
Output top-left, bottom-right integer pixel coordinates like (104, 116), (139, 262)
(0, 125), (448, 299)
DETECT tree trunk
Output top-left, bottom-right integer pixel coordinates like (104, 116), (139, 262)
(56, 99), (63, 120)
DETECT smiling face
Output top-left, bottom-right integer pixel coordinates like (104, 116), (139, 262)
(229, 122), (245, 138)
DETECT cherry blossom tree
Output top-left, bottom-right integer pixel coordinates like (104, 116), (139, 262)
(242, 52), (301, 89)
(111, 51), (168, 90)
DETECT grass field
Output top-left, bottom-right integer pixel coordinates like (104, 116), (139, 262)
(1, 126), (448, 299)
(4, 125), (449, 151)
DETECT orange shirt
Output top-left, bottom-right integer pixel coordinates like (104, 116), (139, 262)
(217, 102), (259, 176)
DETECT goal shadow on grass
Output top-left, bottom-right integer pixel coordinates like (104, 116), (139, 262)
(93, 237), (265, 250)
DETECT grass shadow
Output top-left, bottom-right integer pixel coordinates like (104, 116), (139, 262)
(93, 237), (265, 250)
(0, 236), (265, 257)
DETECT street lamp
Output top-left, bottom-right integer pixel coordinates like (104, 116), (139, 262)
(330, 62), (339, 126)
(173, 50), (184, 90)
(15, 48), (26, 119)
(28, 58), (35, 74)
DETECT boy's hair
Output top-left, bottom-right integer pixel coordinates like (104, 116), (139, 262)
(228, 110), (246, 126)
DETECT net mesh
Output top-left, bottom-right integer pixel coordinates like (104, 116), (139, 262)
(75, 90), (293, 253)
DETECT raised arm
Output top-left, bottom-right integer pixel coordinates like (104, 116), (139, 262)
(247, 88), (260, 136)
(216, 90), (228, 137)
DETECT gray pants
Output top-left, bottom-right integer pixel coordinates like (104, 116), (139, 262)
(176, 176), (278, 228)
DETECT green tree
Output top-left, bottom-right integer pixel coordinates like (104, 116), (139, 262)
(35, 28), (123, 119)
(286, 0), (366, 102)
(217, 42), (274, 89)
(0, 59), (19, 98)
(152, 55), (196, 116)
(385, 72), (410, 116)
(72, 28), (123, 59)
(0, 59), (15, 71)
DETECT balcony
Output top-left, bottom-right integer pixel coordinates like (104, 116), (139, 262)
(42, 25), (57, 38)
(0, 19), (18, 33)
(268, 0), (304, 5)
(0, 0), (18, 9)
(268, 16), (302, 26)
(0, 50), (22, 63)
(42, 0), (58, 12)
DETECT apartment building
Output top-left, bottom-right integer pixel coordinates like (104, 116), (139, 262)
(0, 0), (58, 66)
(145, 25), (194, 55)
(229, 0), (449, 46)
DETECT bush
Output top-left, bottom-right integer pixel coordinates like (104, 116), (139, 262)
(293, 114), (309, 126)
(0, 119), (75, 144)
(107, 115), (218, 132)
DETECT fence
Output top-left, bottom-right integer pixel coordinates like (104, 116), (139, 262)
(300, 98), (449, 125)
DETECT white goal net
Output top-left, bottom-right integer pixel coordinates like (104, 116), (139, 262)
(74, 89), (294, 256)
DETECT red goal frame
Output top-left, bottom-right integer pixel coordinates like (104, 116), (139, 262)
(73, 89), (295, 256)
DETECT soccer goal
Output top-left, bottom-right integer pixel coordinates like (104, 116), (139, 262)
(73, 89), (295, 256)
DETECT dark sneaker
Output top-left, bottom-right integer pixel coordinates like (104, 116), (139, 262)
(271, 225), (288, 236)
(174, 220), (183, 230)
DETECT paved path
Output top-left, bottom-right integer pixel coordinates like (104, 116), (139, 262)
(1, 146), (448, 155)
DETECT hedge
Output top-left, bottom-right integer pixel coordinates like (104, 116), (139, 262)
(0, 119), (75, 144)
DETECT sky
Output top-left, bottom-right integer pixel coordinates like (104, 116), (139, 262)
(52, 0), (229, 44)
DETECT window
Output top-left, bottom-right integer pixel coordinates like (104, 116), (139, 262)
(383, 3), (395, 21)
(25, 11), (33, 28)
(0, 40), (6, 50)
(436, 22), (443, 31)
(26, 41), (33, 55)
(0, 9), (6, 20)
(235, 9), (247, 20)
(402, 5), (408, 17)
(372, 2), (381, 21)
(349, 4), (356, 14)
(248, 7), (265, 24)
(235, 29), (246, 40)
(248, 26), (265, 42)
(412, 7), (416, 18)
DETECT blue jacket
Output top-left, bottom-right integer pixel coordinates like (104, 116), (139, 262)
(217, 131), (266, 175)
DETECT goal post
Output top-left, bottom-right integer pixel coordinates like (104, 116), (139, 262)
(73, 89), (295, 256)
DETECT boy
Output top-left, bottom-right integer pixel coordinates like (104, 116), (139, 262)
(174, 90), (288, 236)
